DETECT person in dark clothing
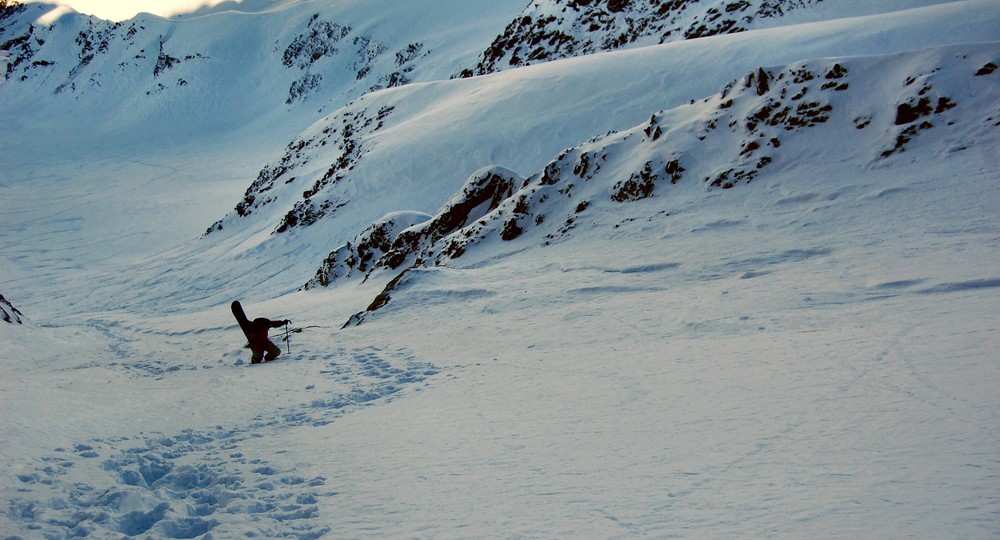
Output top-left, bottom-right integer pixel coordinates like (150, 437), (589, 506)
(231, 300), (289, 364)
(248, 317), (290, 363)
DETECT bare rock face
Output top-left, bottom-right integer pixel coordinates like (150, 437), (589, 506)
(304, 211), (432, 288)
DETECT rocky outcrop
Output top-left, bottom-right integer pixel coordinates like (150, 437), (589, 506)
(305, 166), (522, 289)
(304, 211), (432, 288)
(206, 103), (395, 235)
(1, 5), (427, 103)
(458, 0), (825, 77)
(280, 14), (425, 103)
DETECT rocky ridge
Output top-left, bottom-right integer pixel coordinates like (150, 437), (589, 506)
(459, 0), (824, 77)
(205, 103), (396, 236)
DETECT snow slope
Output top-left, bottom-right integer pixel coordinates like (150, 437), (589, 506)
(184, 0), (1000, 307)
(2, 0), (999, 538)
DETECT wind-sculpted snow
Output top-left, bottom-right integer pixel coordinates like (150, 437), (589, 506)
(205, 103), (397, 235)
(163, 0), (1000, 312)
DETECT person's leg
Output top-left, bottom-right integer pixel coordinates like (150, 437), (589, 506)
(250, 345), (264, 364)
(264, 340), (281, 361)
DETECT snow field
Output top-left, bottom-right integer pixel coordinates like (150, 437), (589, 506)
(1, 0), (999, 537)
(328, 157), (998, 538)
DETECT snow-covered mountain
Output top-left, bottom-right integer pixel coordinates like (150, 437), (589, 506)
(318, 44), (999, 327)
(0, 0), (526, 138)
(1, 0), (998, 538)
(188, 0), (1000, 310)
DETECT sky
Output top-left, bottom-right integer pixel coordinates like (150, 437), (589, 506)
(52, 0), (241, 20)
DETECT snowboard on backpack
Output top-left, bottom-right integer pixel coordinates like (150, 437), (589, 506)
(231, 300), (253, 341)
(232, 300), (288, 365)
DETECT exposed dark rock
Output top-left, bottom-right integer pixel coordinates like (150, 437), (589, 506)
(282, 15), (352, 70)
(1, 292), (24, 324)
(217, 105), (394, 232)
(287, 73), (323, 103)
(753, 67), (769, 95)
(501, 218), (524, 240)
(1, 1), (26, 20)
(895, 98), (934, 125)
(612, 161), (658, 201)
(153, 37), (180, 77)
(459, 0), (825, 77)
(974, 61), (996, 76)
(305, 167), (521, 289)
(304, 211), (431, 288)
(342, 269), (412, 327)
(380, 167), (520, 267)
(882, 81), (957, 157)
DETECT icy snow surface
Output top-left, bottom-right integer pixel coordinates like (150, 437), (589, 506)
(1, 0), (999, 538)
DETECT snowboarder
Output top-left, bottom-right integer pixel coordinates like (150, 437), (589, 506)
(231, 301), (290, 364)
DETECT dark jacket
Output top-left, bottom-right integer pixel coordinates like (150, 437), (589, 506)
(248, 317), (288, 346)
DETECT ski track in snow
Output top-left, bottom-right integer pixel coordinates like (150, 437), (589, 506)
(6, 344), (439, 539)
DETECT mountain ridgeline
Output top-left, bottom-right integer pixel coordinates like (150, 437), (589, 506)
(2, 1), (833, 103)
(193, 0), (871, 243)
(0, 0), (873, 235)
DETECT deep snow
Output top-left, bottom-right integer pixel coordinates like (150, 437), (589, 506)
(1, 0), (999, 538)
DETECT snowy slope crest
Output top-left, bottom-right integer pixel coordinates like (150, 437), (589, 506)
(460, 0), (827, 76)
(331, 43), (1000, 323)
(1, 4), (228, 98)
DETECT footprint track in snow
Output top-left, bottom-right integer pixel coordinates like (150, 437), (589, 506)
(7, 346), (438, 538)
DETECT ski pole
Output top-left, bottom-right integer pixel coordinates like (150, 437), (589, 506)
(285, 321), (291, 355)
